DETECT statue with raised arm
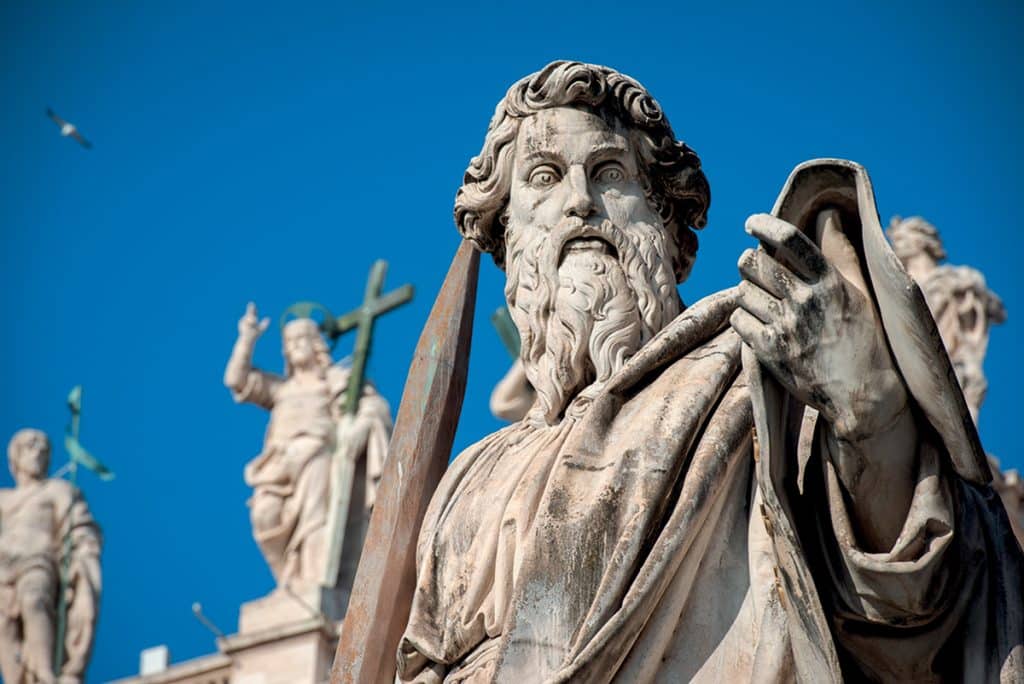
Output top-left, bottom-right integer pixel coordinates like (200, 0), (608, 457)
(224, 303), (392, 591)
(383, 62), (1023, 683)
(0, 429), (102, 684)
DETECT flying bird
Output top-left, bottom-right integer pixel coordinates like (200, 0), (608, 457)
(46, 107), (92, 149)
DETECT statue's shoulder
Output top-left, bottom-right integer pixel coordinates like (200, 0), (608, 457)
(326, 364), (352, 395)
(42, 477), (79, 505)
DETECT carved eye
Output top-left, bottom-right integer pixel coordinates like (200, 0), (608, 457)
(528, 165), (560, 188)
(594, 163), (625, 184)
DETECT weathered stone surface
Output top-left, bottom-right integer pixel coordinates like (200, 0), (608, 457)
(0, 429), (102, 684)
(343, 61), (1022, 682)
(331, 240), (478, 684)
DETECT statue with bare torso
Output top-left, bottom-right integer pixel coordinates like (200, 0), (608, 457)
(0, 429), (101, 684)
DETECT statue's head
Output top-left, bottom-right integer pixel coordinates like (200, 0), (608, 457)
(456, 61), (710, 423)
(282, 318), (332, 375)
(7, 428), (51, 484)
(887, 216), (946, 268)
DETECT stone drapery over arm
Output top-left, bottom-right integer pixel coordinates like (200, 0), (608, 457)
(346, 385), (393, 509)
(749, 159), (1024, 682)
(802, 424), (1024, 681)
(60, 484), (103, 681)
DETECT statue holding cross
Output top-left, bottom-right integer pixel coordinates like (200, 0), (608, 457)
(224, 261), (411, 600)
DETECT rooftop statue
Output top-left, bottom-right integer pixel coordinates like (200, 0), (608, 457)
(887, 216), (1006, 423)
(224, 304), (392, 592)
(0, 429), (102, 684)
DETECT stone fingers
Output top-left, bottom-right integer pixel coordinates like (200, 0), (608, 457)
(737, 280), (781, 324)
(737, 247), (810, 302)
(730, 307), (798, 391)
(745, 213), (828, 281)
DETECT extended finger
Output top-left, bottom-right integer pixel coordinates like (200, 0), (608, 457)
(246, 301), (256, 316)
(737, 280), (781, 324)
(259, 317), (271, 332)
(738, 248), (807, 300)
(745, 213), (828, 281)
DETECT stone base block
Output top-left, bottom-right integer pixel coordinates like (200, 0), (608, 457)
(220, 618), (338, 684)
(238, 585), (346, 634)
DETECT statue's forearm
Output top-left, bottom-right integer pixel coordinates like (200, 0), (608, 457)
(224, 333), (258, 391)
(826, 401), (919, 553)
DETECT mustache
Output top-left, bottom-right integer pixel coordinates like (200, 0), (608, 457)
(537, 216), (628, 284)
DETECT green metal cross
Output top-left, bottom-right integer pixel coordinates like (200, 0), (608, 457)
(281, 260), (414, 411)
(54, 386), (113, 674)
(332, 260), (414, 414)
(491, 306), (521, 360)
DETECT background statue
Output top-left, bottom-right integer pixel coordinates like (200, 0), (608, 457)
(888, 216), (1006, 423)
(489, 359), (533, 422)
(224, 303), (392, 592)
(0, 429), (102, 684)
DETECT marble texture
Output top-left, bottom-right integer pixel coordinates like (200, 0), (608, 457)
(391, 61), (1023, 683)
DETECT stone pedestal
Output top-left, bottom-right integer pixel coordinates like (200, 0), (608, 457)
(238, 585), (346, 634)
(111, 587), (343, 684)
(222, 585), (342, 683)
(219, 618), (338, 684)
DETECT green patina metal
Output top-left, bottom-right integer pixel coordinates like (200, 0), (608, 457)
(282, 261), (413, 412)
(491, 306), (521, 360)
(339, 261), (413, 415)
(294, 261), (414, 589)
(54, 386), (113, 674)
(279, 301), (338, 345)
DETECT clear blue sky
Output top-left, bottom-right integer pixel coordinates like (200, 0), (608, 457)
(2, 2), (1020, 681)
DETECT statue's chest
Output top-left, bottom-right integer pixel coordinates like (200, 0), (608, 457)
(274, 381), (333, 419)
(0, 493), (59, 552)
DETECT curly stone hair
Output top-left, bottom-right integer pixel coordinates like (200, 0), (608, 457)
(886, 215), (947, 263)
(454, 60), (711, 282)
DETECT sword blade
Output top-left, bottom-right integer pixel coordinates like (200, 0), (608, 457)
(331, 240), (479, 684)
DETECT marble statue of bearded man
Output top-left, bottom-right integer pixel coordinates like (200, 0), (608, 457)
(225, 305), (393, 589)
(396, 61), (1024, 683)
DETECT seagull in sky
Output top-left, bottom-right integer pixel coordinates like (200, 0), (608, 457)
(46, 107), (93, 149)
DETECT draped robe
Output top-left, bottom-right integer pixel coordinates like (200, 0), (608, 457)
(397, 160), (1024, 683)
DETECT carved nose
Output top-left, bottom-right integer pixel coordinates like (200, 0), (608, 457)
(563, 166), (595, 219)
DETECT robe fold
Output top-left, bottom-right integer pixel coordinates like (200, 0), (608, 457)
(397, 160), (1024, 683)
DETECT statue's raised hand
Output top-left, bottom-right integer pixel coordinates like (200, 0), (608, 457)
(731, 212), (909, 441)
(239, 301), (271, 340)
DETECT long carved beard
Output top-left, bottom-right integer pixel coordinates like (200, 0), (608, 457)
(505, 215), (681, 424)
